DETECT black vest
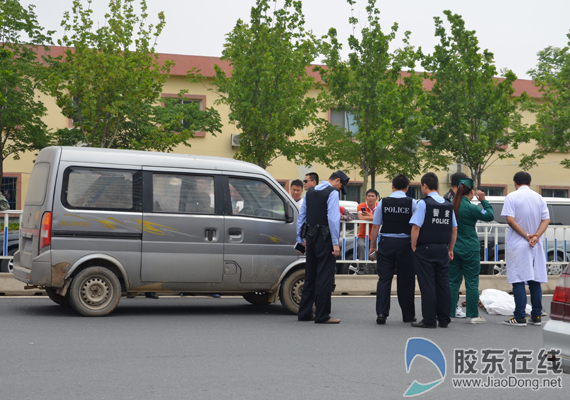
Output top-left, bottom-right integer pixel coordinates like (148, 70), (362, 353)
(417, 196), (453, 245)
(306, 186), (336, 226)
(380, 196), (413, 235)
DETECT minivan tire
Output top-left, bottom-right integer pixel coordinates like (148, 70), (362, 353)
(0, 247), (17, 273)
(243, 292), (272, 306)
(68, 267), (121, 317)
(45, 287), (70, 307)
(279, 268), (305, 315)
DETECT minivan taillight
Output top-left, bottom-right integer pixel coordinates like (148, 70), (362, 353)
(40, 212), (52, 249)
(551, 269), (569, 321)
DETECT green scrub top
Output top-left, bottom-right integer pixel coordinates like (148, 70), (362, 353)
(454, 196), (495, 256)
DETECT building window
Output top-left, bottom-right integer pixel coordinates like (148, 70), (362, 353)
(407, 185), (422, 200)
(276, 180), (289, 192)
(541, 188), (569, 198)
(480, 186), (505, 196)
(161, 93), (207, 137)
(342, 183), (362, 203)
(1, 177), (17, 210)
(330, 109), (358, 135)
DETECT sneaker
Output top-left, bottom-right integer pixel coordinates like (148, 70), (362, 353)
(455, 306), (466, 318)
(503, 316), (527, 326)
(529, 315), (542, 326)
(470, 317), (486, 324)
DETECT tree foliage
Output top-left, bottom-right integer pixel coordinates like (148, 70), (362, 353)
(43, 0), (221, 151)
(307, 0), (429, 196)
(421, 11), (527, 188)
(212, 0), (321, 169)
(521, 32), (570, 169)
(0, 0), (53, 179)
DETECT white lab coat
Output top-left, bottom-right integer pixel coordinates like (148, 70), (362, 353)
(501, 186), (550, 284)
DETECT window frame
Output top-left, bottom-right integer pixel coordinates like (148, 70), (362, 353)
(150, 172), (218, 215)
(225, 176), (289, 221)
(161, 93), (208, 137)
(480, 184), (507, 197)
(61, 166), (143, 212)
(540, 186), (570, 199)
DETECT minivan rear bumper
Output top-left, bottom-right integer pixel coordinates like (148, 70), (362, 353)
(12, 250), (51, 286)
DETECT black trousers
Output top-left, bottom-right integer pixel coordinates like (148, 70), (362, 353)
(298, 233), (335, 323)
(375, 237), (416, 321)
(413, 243), (451, 327)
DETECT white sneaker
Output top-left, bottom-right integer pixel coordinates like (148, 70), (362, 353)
(470, 317), (486, 324)
(455, 306), (466, 318)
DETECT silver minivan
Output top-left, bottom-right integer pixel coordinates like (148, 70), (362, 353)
(13, 147), (306, 316)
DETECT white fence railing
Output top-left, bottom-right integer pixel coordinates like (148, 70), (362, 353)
(337, 220), (570, 275)
(0, 210), (23, 266)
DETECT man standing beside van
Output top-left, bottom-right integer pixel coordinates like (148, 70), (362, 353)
(296, 171), (349, 324)
(501, 172), (550, 327)
(369, 174), (417, 325)
(290, 179), (304, 207)
(410, 173), (457, 328)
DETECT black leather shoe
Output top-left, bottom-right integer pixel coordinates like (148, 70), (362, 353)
(376, 314), (387, 324)
(403, 317), (417, 323)
(145, 292), (159, 299)
(438, 322), (449, 328)
(411, 321), (436, 329)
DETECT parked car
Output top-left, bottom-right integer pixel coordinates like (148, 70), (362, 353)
(473, 196), (570, 275)
(13, 146), (308, 317)
(0, 231), (19, 273)
(543, 263), (570, 374)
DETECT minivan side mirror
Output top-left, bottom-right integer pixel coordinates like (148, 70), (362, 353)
(285, 203), (295, 223)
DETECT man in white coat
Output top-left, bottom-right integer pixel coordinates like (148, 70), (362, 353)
(501, 172), (550, 327)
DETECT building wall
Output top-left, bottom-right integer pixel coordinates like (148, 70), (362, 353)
(3, 51), (569, 206)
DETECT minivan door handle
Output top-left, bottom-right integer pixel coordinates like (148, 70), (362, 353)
(205, 228), (217, 242)
(228, 227), (242, 242)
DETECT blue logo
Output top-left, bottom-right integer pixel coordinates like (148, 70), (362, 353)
(404, 337), (447, 397)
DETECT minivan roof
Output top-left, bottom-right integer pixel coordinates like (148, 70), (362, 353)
(56, 146), (266, 175)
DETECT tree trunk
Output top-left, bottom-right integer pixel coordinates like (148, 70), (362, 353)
(370, 170), (376, 190)
(360, 169), (369, 203)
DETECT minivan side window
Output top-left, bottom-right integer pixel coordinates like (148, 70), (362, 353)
(152, 174), (215, 214)
(229, 178), (286, 220)
(550, 204), (570, 225)
(63, 167), (142, 212)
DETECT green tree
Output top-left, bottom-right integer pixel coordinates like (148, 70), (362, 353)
(307, 0), (430, 197)
(521, 32), (570, 169)
(211, 0), (321, 169)
(421, 10), (527, 188)
(0, 0), (53, 180)
(44, 0), (221, 150)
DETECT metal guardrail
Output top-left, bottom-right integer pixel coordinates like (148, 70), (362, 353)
(337, 220), (570, 275)
(0, 210), (22, 262)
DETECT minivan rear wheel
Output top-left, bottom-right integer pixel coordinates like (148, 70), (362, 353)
(68, 267), (121, 317)
(279, 269), (305, 314)
(45, 287), (70, 307)
(243, 292), (272, 306)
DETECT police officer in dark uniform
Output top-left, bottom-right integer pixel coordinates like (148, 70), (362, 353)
(296, 171), (350, 324)
(410, 172), (458, 328)
(369, 174), (417, 324)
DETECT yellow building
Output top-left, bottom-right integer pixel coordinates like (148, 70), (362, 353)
(4, 48), (570, 208)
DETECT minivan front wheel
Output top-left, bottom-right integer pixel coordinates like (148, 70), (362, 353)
(68, 267), (121, 317)
(279, 269), (305, 314)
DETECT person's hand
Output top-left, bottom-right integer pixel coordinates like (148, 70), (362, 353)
(332, 245), (340, 257)
(369, 246), (377, 258)
(297, 241), (306, 254)
(475, 190), (485, 201)
(448, 249), (454, 261)
(528, 234), (539, 248)
(411, 243), (416, 252)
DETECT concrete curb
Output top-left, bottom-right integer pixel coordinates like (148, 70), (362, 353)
(0, 272), (561, 297)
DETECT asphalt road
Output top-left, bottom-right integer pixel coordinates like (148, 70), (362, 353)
(0, 295), (568, 400)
